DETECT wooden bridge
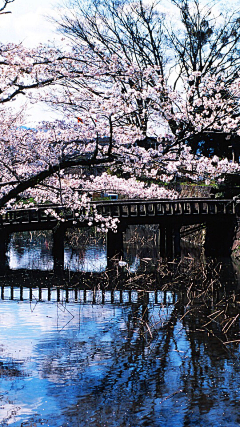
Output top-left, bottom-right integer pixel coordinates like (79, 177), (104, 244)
(0, 198), (239, 271)
(0, 198), (237, 228)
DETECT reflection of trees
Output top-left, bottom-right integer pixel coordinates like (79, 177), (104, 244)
(171, 259), (240, 426)
(176, 301), (240, 426)
(65, 227), (107, 272)
(9, 229), (107, 271)
(124, 225), (160, 270)
(30, 258), (240, 426)
(10, 231), (53, 262)
(66, 227), (105, 252)
(0, 256), (239, 426)
(35, 299), (179, 426)
(0, 359), (23, 378)
(0, 358), (26, 425)
(31, 275), (240, 427)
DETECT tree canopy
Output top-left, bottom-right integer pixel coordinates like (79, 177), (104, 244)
(57, 0), (240, 157)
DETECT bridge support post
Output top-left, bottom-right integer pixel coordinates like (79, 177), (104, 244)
(166, 227), (174, 258)
(173, 226), (181, 258)
(0, 230), (10, 272)
(107, 226), (125, 266)
(205, 218), (236, 256)
(159, 225), (181, 259)
(52, 225), (65, 273)
(159, 226), (166, 257)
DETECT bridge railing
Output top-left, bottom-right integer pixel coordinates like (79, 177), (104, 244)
(94, 198), (236, 218)
(0, 205), (74, 227)
(0, 198), (236, 227)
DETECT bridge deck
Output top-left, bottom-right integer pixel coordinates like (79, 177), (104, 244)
(95, 198), (236, 218)
(0, 198), (237, 230)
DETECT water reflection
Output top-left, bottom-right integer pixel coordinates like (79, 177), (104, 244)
(7, 226), (160, 273)
(0, 290), (239, 427)
(1, 227), (240, 426)
(8, 232), (54, 271)
(8, 230), (108, 272)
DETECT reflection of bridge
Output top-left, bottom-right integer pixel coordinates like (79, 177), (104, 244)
(0, 198), (238, 271)
(0, 286), (175, 305)
(0, 281), (234, 306)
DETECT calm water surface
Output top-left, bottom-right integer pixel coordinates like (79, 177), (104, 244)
(7, 228), (158, 272)
(0, 292), (239, 427)
(0, 230), (239, 426)
(7, 231), (107, 272)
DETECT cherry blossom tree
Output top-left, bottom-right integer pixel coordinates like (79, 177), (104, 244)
(57, 0), (240, 157)
(0, 42), (181, 230)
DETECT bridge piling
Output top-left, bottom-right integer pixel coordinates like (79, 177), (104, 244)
(165, 227), (174, 258)
(52, 225), (65, 273)
(107, 227), (124, 265)
(205, 218), (237, 256)
(158, 225), (181, 258)
(173, 226), (181, 257)
(0, 231), (10, 272)
(159, 226), (166, 257)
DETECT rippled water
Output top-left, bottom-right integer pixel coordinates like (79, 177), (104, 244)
(0, 290), (239, 427)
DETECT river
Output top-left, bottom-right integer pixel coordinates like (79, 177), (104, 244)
(0, 227), (239, 427)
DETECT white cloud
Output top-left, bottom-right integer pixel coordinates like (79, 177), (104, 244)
(0, 0), (61, 46)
